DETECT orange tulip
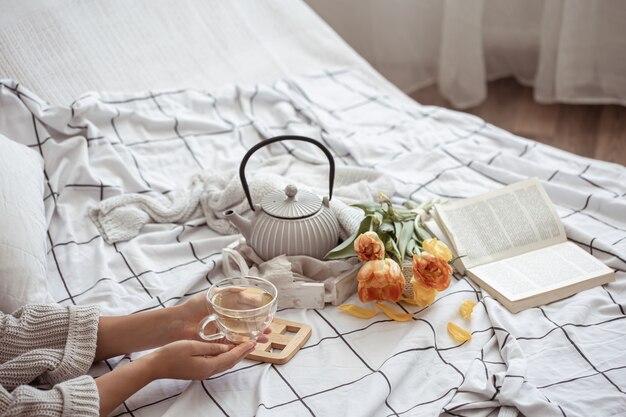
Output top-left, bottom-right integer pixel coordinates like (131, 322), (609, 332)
(412, 251), (453, 291)
(357, 258), (405, 303)
(409, 278), (438, 307)
(354, 231), (385, 262)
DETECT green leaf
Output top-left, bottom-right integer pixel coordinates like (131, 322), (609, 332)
(406, 239), (416, 256)
(324, 234), (357, 259)
(416, 225), (431, 241)
(403, 200), (419, 210)
(358, 215), (376, 234)
(388, 238), (402, 265)
(386, 202), (395, 218)
(398, 221), (415, 264)
(378, 221), (394, 234)
(397, 213), (417, 222)
(351, 202), (382, 213)
(384, 235), (393, 251)
(394, 221), (402, 237)
(394, 208), (413, 216)
(414, 215), (432, 241)
(419, 199), (435, 212)
(324, 215), (374, 260)
(390, 207), (417, 222)
(373, 212), (384, 228)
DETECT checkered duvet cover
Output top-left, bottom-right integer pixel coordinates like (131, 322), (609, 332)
(1, 68), (625, 417)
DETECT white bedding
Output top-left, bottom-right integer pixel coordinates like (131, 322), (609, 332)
(0, 0), (382, 106)
(1, 69), (625, 417)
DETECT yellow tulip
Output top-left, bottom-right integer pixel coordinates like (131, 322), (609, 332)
(337, 304), (378, 319)
(409, 278), (437, 307)
(422, 238), (453, 262)
(447, 322), (472, 343)
(375, 302), (414, 322)
(459, 300), (477, 319)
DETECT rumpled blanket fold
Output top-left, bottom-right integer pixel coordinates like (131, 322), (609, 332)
(222, 241), (360, 308)
(89, 155), (395, 244)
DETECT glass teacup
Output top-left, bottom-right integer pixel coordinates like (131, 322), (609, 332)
(199, 276), (277, 344)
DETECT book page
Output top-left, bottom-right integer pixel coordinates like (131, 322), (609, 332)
(467, 241), (614, 302)
(435, 178), (565, 269)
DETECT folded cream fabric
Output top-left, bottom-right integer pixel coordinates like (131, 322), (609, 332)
(226, 243), (358, 284)
(222, 242), (360, 308)
(89, 155), (395, 243)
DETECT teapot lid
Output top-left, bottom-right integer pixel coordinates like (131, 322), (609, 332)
(261, 184), (322, 219)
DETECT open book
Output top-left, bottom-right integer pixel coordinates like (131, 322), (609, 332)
(431, 178), (615, 313)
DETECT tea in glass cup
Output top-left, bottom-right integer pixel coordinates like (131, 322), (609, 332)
(199, 276), (277, 343)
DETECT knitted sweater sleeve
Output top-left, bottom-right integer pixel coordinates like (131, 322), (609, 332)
(0, 375), (99, 417)
(0, 304), (100, 388)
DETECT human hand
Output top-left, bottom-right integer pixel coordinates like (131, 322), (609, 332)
(173, 292), (272, 343)
(96, 340), (255, 417)
(146, 340), (257, 381)
(174, 292), (213, 340)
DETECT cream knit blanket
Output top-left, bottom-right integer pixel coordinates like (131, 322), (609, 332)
(89, 155), (395, 244)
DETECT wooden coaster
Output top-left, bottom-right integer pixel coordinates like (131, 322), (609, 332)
(246, 317), (312, 364)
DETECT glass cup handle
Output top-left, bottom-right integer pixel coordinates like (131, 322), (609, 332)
(198, 314), (224, 341)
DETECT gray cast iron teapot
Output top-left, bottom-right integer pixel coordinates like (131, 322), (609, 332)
(224, 135), (340, 261)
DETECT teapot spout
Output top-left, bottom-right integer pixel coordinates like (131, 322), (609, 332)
(224, 210), (252, 240)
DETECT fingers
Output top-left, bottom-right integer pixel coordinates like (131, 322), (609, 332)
(190, 341), (231, 357)
(213, 341), (256, 373)
(256, 326), (272, 342)
(228, 341), (257, 358)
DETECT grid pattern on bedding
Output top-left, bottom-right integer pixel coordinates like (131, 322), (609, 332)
(1, 69), (625, 417)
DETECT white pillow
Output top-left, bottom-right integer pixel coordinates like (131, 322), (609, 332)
(0, 134), (52, 313)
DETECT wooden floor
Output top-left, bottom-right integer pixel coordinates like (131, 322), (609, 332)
(410, 78), (626, 167)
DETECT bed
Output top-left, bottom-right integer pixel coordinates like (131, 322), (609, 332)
(1, 1), (625, 416)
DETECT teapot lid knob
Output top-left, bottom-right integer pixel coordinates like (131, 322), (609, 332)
(285, 184), (298, 199)
(261, 185), (321, 219)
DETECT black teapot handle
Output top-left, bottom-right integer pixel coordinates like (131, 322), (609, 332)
(239, 135), (335, 211)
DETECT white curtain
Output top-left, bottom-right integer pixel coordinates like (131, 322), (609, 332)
(305, 0), (626, 108)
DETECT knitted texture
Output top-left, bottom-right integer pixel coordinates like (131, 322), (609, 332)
(0, 304), (100, 389)
(1, 375), (99, 417)
(90, 154), (396, 244)
(0, 304), (100, 416)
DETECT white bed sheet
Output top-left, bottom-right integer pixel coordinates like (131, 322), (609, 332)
(1, 68), (625, 417)
(0, 0), (391, 106)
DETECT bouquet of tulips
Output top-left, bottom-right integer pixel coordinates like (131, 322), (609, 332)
(325, 194), (454, 308)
